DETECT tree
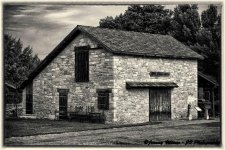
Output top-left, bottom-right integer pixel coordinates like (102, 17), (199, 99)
(4, 34), (41, 87)
(4, 34), (41, 117)
(99, 16), (119, 29)
(190, 5), (221, 81)
(170, 4), (201, 45)
(201, 5), (218, 28)
(99, 5), (173, 34)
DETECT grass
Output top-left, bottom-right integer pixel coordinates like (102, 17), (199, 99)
(4, 119), (221, 146)
(4, 118), (160, 138)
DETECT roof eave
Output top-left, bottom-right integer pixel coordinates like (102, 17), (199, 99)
(113, 51), (204, 60)
(198, 72), (219, 86)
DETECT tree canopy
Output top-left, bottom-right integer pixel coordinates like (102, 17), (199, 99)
(4, 34), (41, 87)
(100, 5), (173, 34)
(170, 4), (201, 45)
(201, 5), (218, 28)
(190, 5), (221, 80)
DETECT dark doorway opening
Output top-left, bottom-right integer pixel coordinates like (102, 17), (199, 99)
(58, 89), (69, 119)
(26, 81), (33, 114)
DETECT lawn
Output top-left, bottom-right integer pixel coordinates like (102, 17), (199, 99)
(4, 118), (159, 138)
(4, 119), (221, 146)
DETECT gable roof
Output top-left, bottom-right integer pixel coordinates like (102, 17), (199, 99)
(19, 25), (203, 89)
(78, 25), (203, 59)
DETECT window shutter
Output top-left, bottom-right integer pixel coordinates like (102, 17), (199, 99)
(85, 50), (89, 81)
(75, 51), (79, 81)
(75, 48), (89, 82)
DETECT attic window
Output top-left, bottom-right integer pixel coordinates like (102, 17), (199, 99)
(150, 72), (170, 77)
(75, 46), (89, 82)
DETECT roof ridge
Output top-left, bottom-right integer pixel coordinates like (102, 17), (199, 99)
(77, 25), (97, 28)
(77, 25), (167, 36)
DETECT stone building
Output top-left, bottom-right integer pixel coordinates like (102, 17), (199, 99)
(19, 25), (203, 124)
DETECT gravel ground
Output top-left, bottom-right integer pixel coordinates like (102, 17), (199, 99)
(4, 119), (221, 147)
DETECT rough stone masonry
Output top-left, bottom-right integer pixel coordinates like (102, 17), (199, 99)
(21, 31), (198, 124)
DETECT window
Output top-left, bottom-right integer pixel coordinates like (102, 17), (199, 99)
(97, 89), (111, 110)
(26, 81), (33, 114)
(75, 46), (89, 82)
(150, 72), (170, 77)
(98, 93), (109, 110)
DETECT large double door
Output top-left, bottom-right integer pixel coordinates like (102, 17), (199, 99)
(149, 88), (171, 121)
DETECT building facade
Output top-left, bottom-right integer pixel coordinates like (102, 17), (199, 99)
(19, 25), (203, 124)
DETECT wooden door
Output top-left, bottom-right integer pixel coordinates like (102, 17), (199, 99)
(149, 88), (171, 121)
(59, 93), (68, 119)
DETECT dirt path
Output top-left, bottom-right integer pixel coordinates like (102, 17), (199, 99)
(5, 119), (220, 146)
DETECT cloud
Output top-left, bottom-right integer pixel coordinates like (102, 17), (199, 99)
(4, 4), (128, 59)
(44, 9), (82, 19)
(3, 4), (222, 60)
(13, 14), (27, 18)
(42, 5), (128, 26)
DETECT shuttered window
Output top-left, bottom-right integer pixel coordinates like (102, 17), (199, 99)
(26, 81), (33, 114)
(75, 46), (89, 82)
(97, 90), (110, 110)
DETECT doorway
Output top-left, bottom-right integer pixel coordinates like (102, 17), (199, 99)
(149, 88), (171, 121)
(58, 89), (69, 119)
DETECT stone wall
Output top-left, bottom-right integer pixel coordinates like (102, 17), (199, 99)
(21, 32), (198, 124)
(22, 33), (114, 123)
(113, 55), (198, 124)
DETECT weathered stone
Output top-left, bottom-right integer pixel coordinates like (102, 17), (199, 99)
(113, 55), (198, 123)
(21, 32), (198, 124)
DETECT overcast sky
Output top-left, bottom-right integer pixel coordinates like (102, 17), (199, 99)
(3, 4), (222, 60)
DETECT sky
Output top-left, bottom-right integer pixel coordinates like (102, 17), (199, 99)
(3, 4), (222, 60)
